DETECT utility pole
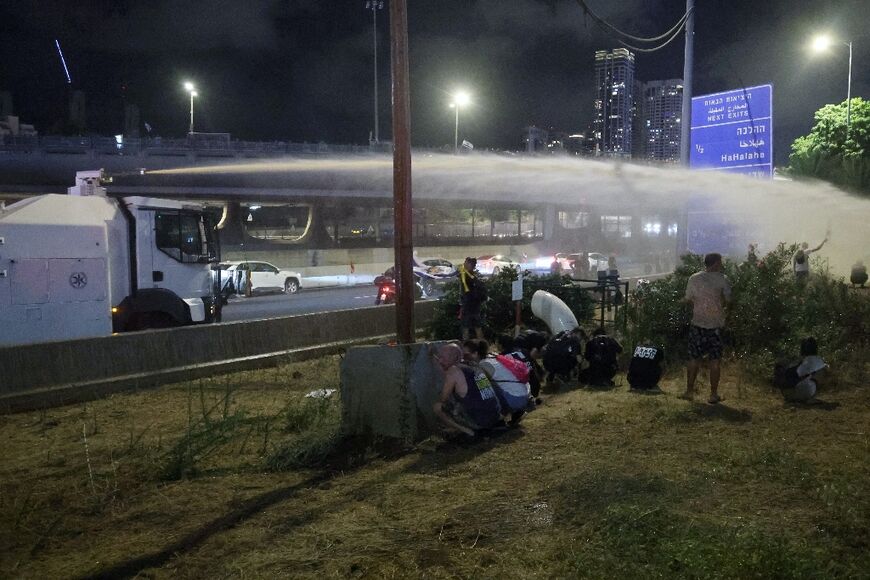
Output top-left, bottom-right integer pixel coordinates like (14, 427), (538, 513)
(366, 1), (384, 144)
(390, 0), (414, 343)
(680, 0), (695, 166)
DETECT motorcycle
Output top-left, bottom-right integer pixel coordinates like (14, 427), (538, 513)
(375, 276), (397, 305)
(374, 273), (425, 305)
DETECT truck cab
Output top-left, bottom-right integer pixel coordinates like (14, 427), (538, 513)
(0, 170), (220, 347)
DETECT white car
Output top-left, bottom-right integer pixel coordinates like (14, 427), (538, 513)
(413, 256), (457, 278)
(536, 252), (609, 272)
(476, 254), (518, 276)
(217, 261), (303, 294)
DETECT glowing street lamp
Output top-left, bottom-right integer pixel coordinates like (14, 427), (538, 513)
(449, 91), (471, 154)
(183, 81), (198, 134)
(810, 34), (854, 139)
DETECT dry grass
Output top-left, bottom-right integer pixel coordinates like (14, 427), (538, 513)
(1, 355), (869, 578)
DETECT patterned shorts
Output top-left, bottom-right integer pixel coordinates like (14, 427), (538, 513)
(688, 325), (724, 360)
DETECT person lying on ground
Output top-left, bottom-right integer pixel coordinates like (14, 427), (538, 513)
(432, 343), (503, 437)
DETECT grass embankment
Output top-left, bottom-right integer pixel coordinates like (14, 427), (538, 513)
(1, 356), (868, 578)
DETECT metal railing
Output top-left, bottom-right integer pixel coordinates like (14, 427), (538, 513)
(0, 135), (394, 157)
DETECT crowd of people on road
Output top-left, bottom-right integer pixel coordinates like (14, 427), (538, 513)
(431, 245), (837, 439)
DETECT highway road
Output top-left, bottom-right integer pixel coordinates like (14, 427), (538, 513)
(218, 260), (654, 323)
(220, 285), (388, 322)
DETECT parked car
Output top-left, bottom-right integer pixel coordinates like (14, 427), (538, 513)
(476, 254), (518, 276)
(216, 261), (303, 295)
(412, 256), (457, 278)
(586, 252), (609, 271)
(535, 252), (609, 273)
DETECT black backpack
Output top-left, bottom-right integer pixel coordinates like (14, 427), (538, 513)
(586, 335), (619, 368)
(773, 359), (801, 389)
(543, 331), (579, 374)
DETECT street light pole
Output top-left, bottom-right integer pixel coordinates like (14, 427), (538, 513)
(453, 103), (460, 153)
(189, 91), (196, 134)
(366, 1), (384, 144)
(846, 40), (853, 139)
(450, 91), (470, 154)
(810, 35), (854, 141)
(184, 81), (197, 134)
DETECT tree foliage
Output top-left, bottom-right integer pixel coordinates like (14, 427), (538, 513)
(426, 267), (595, 341)
(788, 98), (870, 195)
(626, 248), (870, 373)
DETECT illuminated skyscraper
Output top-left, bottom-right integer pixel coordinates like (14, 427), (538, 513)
(640, 79), (683, 162)
(593, 48), (635, 157)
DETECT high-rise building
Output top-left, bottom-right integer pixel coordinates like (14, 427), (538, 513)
(69, 90), (86, 133)
(0, 91), (13, 117)
(640, 79), (683, 163)
(593, 48), (635, 157)
(124, 104), (141, 138)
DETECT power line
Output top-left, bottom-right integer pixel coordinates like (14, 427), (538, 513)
(574, 0), (693, 53)
(575, 0), (690, 43)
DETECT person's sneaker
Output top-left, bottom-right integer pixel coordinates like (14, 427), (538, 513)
(708, 394), (722, 404)
(678, 391), (694, 401)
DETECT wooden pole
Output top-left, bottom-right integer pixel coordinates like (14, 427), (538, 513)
(390, 0), (414, 343)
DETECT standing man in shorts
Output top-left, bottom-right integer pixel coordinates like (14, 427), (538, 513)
(682, 253), (732, 404)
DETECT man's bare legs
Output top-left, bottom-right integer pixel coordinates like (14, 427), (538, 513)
(709, 359), (721, 402)
(682, 358), (700, 399)
(683, 358), (722, 402)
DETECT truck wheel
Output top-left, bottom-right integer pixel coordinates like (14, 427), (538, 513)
(492, 266), (501, 276)
(284, 278), (300, 294)
(422, 279), (436, 297)
(130, 312), (178, 331)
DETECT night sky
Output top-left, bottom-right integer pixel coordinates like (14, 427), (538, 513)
(1, 0), (867, 164)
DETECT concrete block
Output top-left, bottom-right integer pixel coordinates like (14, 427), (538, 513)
(340, 341), (445, 442)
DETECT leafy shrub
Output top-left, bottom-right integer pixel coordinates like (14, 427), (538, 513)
(426, 267), (595, 340)
(627, 246), (870, 372)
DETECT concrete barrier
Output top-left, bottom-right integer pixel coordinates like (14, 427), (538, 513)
(0, 301), (436, 411)
(341, 342), (444, 442)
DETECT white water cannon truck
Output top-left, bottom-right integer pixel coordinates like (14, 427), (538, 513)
(0, 170), (221, 347)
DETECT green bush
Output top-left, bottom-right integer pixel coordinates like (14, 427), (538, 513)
(626, 246), (870, 371)
(426, 267), (596, 340)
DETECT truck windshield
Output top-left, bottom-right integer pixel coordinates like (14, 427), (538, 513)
(155, 211), (218, 263)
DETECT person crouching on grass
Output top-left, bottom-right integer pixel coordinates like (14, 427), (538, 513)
(467, 338), (531, 424)
(432, 343), (503, 438)
(681, 252), (732, 404)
